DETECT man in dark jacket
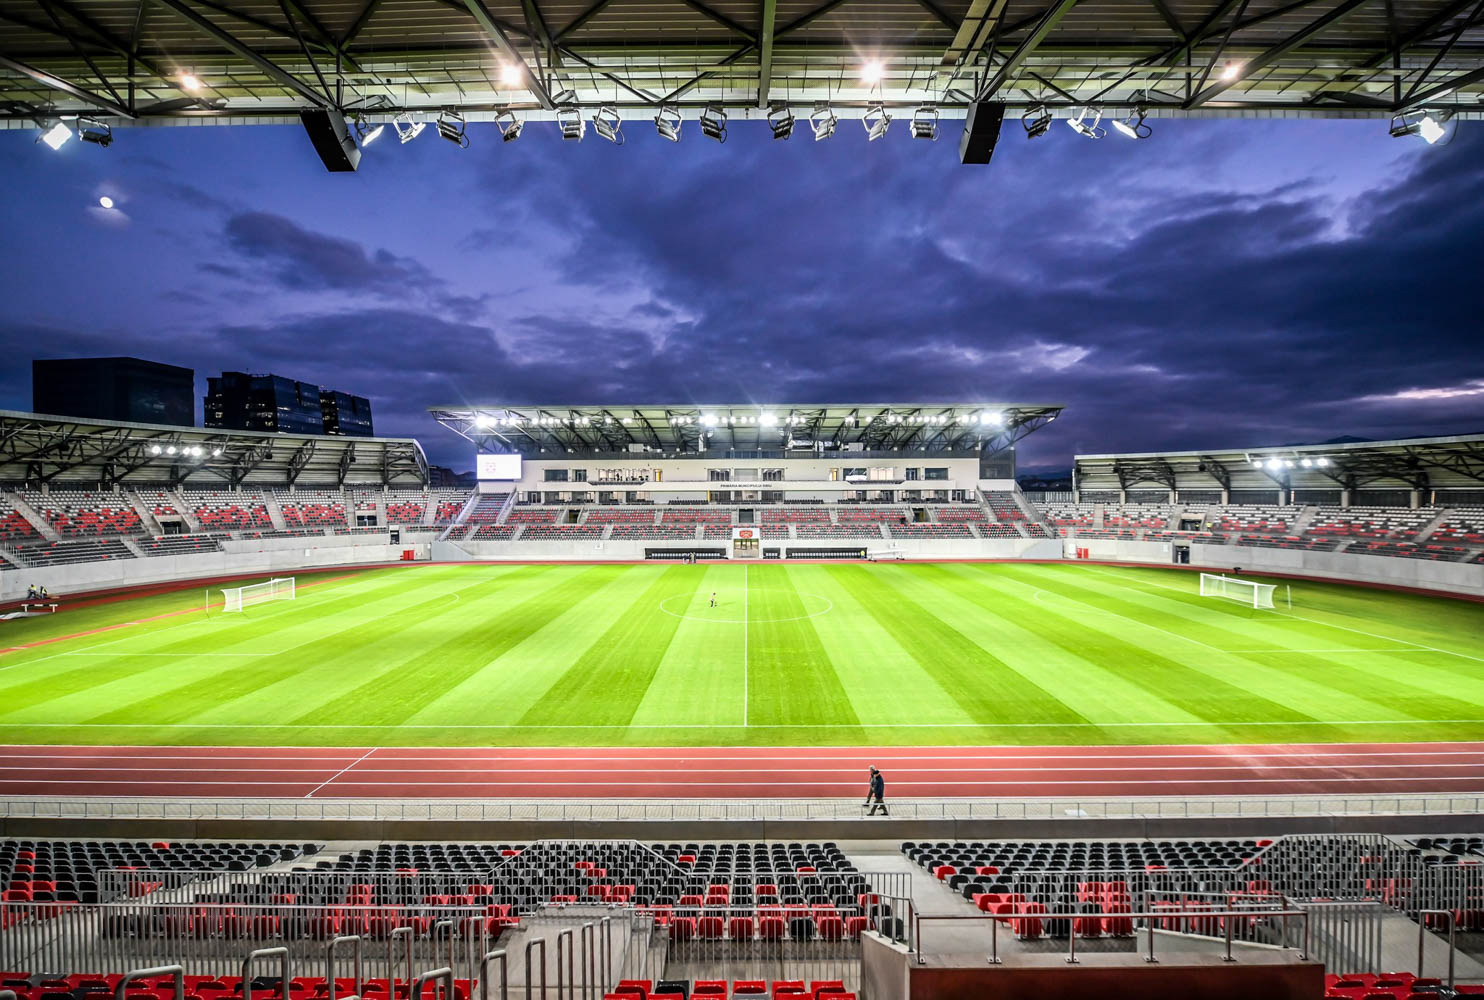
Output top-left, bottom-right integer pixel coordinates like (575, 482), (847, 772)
(865, 766), (888, 816)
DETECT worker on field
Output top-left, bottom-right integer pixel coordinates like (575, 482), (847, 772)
(865, 766), (888, 816)
(710, 591), (718, 607)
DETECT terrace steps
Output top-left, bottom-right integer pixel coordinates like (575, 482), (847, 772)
(6, 492), (60, 542)
(262, 492), (290, 531)
(1414, 507), (1456, 543)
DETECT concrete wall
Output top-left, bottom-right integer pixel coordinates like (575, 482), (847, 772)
(3, 537), (428, 602)
(434, 537), (1066, 562)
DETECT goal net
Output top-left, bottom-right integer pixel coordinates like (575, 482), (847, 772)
(1200, 572), (1276, 609)
(221, 576), (295, 613)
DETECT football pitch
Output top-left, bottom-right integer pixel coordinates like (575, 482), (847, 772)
(1, 561), (1482, 748)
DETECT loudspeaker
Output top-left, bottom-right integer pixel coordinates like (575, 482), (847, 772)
(299, 109), (361, 173)
(958, 101), (1006, 164)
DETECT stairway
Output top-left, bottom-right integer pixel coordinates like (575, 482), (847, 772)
(1413, 506), (1455, 542)
(7, 491), (61, 541)
(1287, 504), (1319, 535)
(262, 491), (290, 530)
(169, 488), (204, 531)
(124, 489), (163, 536)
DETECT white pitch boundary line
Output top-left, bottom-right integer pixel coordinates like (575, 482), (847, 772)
(4, 718), (1483, 729)
(1086, 565), (1484, 664)
(742, 563), (748, 728)
(7, 762), (1482, 775)
(302, 746), (378, 798)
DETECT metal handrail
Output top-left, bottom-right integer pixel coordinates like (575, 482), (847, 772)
(479, 950), (507, 1000)
(555, 927), (575, 1000)
(409, 968), (452, 1000)
(523, 937), (547, 1000)
(580, 922), (595, 1000)
(912, 906), (1310, 966)
(1417, 908), (1457, 990)
(114, 966), (184, 1000)
(388, 926), (415, 990)
(242, 947), (291, 1000)
(327, 935), (363, 1000)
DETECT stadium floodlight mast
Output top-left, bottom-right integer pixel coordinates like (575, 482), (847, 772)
(1068, 106), (1106, 138)
(654, 105), (682, 142)
(592, 106), (623, 144)
(910, 106), (939, 140)
(768, 104), (795, 140)
(1022, 105), (1053, 139)
(495, 109), (523, 142)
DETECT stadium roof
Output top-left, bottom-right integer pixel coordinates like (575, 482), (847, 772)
(1, 0), (1480, 135)
(0, 409), (428, 486)
(1074, 432), (1484, 493)
(431, 402), (1063, 454)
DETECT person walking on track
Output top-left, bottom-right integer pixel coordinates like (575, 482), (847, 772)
(866, 766), (888, 816)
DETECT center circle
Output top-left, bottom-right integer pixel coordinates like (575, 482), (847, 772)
(659, 589), (834, 624)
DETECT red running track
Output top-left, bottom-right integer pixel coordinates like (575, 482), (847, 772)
(0, 742), (1482, 799)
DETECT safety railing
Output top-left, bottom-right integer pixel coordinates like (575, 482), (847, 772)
(1417, 909), (1457, 992)
(112, 966), (184, 1000)
(912, 905), (1310, 966)
(241, 947), (290, 1000)
(4, 794), (1482, 821)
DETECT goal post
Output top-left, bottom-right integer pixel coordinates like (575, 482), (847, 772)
(221, 576), (296, 613)
(1199, 572), (1276, 609)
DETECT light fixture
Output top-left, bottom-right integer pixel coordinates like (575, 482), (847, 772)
(759, 412), (778, 427)
(768, 103), (795, 140)
(860, 60), (884, 85)
(98, 195), (114, 209)
(1067, 106), (1105, 138)
(1220, 62), (1242, 81)
(149, 444), (162, 455)
(436, 110), (469, 147)
(500, 62), (522, 86)
(1111, 106), (1151, 139)
(1022, 105), (1052, 138)
(863, 103), (891, 141)
(910, 105), (939, 140)
(1266, 458), (1282, 471)
(1300, 458), (1312, 468)
(77, 118), (113, 147)
(495, 109), (523, 142)
(166, 445), (177, 456)
(810, 103), (838, 141)
(212, 448), (222, 458)
(654, 105), (682, 141)
(556, 91), (585, 140)
(39, 122), (72, 150)
(180, 73), (202, 92)
(1390, 110), (1451, 144)
(699, 104), (728, 143)
(1249, 458), (1261, 467)
(354, 117), (384, 145)
(1317, 457), (1330, 467)
(474, 414), (493, 428)
(394, 113), (425, 143)
(701, 414), (719, 427)
(592, 105), (623, 144)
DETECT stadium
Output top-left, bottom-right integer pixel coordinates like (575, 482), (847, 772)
(0, 396), (1481, 999)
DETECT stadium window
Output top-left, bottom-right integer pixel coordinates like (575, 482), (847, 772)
(906, 468), (920, 481)
(544, 469), (569, 482)
(925, 467), (949, 480)
(571, 468), (587, 482)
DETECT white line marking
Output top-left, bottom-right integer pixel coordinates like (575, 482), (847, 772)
(742, 563), (748, 728)
(5, 762), (1480, 775)
(2, 719), (1480, 729)
(302, 747), (378, 798)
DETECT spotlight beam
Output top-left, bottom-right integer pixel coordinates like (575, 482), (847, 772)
(460, 0), (554, 108)
(0, 52), (134, 117)
(152, 0), (335, 108)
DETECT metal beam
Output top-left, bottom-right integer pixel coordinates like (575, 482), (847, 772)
(756, 0), (775, 106)
(553, 0), (615, 41)
(1399, 0), (1484, 103)
(338, 0), (381, 46)
(461, 0), (554, 108)
(676, 0), (756, 41)
(1185, 0), (1371, 106)
(150, 0), (334, 107)
(937, 0), (1011, 91)
(975, 0), (1080, 101)
(1396, 62), (1484, 109)
(0, 52), (134, 116)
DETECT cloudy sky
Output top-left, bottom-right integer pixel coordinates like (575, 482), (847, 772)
(0, 116), (1479, 472)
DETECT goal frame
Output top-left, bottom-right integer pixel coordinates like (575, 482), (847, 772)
(220, 576), (296, 613)
(1199, 572), (1276, 609)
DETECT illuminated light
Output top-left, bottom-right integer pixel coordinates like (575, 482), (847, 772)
(98, 195), (115, 209)
(500, 62), (522, 86)
(701, 414), (719, 427)
(40, 122), (72, 150)
(150, 444), (162, 455)
(474, 414), (493, 428)
(1111, 106), (1151, 140)
(1300, 458), (1312, 468)
(212, 448), (222, 458)
(181, 73), (203, 91)
(1250, 458), (1261, 467)
(1284, 460), (1295, 468)
(355, 119), (384, 145)
(1220, 62), (1242, 81)
(166, 446), (177, 456)
(1316, 457), (1330, 467)
(759, 412), (778, 427)
(860, 60), (884, 85)
(1266, 458), (1282, 471)
(980, 411), (1003, 426)
(1419, 114), (1447, 144)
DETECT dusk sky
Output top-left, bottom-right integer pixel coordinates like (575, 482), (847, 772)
(1, 118), (1480, 472)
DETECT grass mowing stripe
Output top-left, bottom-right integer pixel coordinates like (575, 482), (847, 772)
(960, 564), (1318, 729)
(518, 566), (693, 727)
(746, 565), (863, 735)
(284, 564), (627, 728)
(900, 564), (1207, 728)
(827, 564), (1088, 728)
(628, 564), (747, 730)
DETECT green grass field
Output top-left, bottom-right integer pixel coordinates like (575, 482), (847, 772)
(2, 561), (1482, 747)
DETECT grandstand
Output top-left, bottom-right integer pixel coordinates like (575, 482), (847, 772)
(2, 406), (1484, 999)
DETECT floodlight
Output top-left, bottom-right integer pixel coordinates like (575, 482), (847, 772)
(1316, 457), (1330, 467)
(1266, 458), (1282, 471)
(98, 195), (114, 209)
(150, 444), (162, 455)
(1067, 106), (1105, 138)
(701, 414), (719, 427)
(556, 92), (585, 141)
(166, 446), (177, 456)
(212, 448), (222, 457)
(500, 62), (522, 86)
(759, 412), (778, 427)
(1300, 458), (1312, 468)
(495, 109), (524, 142)
(1111, 106), (1151, 139)
(810, 103), (838, 140)
(1220, 62), (1242, 81)
(910, 105), (939, 141)
(354, 117), (384, 145)
(436, 110), (469, 147)
(39, 122), (72, 150)
(979, 411), (1003, 426)
(394, 113), (425, 143)
(474, 414), (493, 428)
(1249, 458), (1261, 467)
(860, 60), (884, 84)
(592, 106), (623, 144)
(77, 118), (113, 147)
(699, 105), (728, 143)
(1022, 105), (1052, 138)
(1419, 114), (1447, 144)
(863, 103), (891, 141)
(768, 103), (795, 140)
(654, 105), (682, 141)
(1390, 110), (1451, 144)
(181, 73), (202, 91)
